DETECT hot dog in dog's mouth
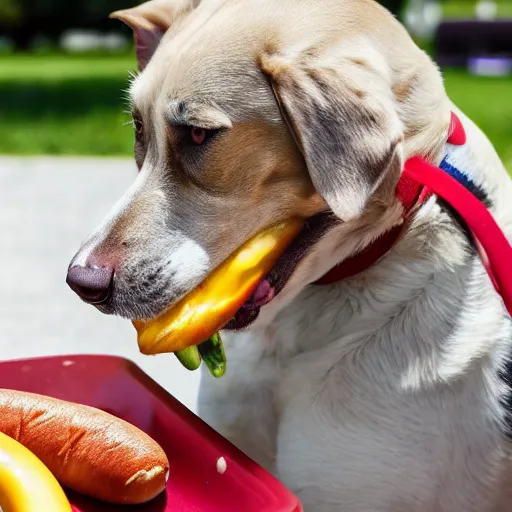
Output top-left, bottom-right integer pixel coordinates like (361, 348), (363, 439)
(133, 219), (306, 375)
(132, 214), (335, 376)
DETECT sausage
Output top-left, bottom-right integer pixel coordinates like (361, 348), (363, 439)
(0, 389), (169, 505)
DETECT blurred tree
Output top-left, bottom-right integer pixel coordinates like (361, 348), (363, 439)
(0, 0), (22, 24)
(0, 0), (139, 50)
(0, 0), (409, 51)
(379, 0), (407, 16)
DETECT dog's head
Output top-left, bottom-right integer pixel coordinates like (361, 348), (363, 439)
(67, 0), (449, 329)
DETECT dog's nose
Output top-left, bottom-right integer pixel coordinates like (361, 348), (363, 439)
(66, 266), (114, 304)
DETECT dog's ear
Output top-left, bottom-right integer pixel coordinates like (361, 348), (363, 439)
(259, 46), (404, 221)
(111, 0), (195, 70)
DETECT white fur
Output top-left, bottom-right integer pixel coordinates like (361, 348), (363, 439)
(71, 168), (152, 267)
(70, 160), (212, 320)
(198, 109), (512, 511)
(97, 1), (512, 508)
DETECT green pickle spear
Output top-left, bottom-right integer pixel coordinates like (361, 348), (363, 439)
(198, 332), (227, 378)
(174, 332), (227, 377)
(174, 345), (201, 371)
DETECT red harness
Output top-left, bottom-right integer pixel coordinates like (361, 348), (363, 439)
(314, 113), (512, 317)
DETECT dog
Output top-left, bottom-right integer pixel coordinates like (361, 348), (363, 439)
(67, 0), (512, 509)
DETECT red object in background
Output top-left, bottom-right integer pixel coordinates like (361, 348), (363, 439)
(0, 355), (302, 512)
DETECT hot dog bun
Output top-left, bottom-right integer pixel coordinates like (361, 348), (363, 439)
(0, 389), (169, 505)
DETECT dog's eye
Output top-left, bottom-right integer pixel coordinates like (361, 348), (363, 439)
(190, 127), (206, 145)
(133, 118), (145, 171)
(179, 126), (220, 148)
(133, 119), (143, 140)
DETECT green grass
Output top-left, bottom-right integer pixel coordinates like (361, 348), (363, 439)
(0, 53), (511, 171)
(442, 0), (512, 19)
(443, 69), (512, 169)
(0, 53), (136, 156)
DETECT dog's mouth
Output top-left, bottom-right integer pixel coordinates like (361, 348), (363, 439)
(225, 212), (335, 330)
(134, 213), (335, 360)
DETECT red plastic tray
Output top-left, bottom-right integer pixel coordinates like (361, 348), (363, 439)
(0, 355), (302, 512)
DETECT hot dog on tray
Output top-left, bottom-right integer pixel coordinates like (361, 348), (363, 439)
(0, 389), (169, 505)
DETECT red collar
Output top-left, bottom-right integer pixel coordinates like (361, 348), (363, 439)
(314, 113), (512, 318)
(314, 112), (465, 285)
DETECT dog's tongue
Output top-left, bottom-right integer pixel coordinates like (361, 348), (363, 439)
(243, 279), (275, 309)
(132, 219), (304, 355)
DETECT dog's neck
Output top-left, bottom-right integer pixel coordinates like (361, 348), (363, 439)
(271, 203), (506, 390)
(264, 108), (512, 385)
(313, 112), (467, 287)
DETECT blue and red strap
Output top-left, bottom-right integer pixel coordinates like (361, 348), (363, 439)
(315, 112), (512, 317)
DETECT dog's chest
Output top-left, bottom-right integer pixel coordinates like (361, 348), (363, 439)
(205, 265), (511, 511)
(265, 284), (509, 511)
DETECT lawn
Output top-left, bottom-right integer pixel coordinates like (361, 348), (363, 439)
(443, 69), (512, 170)
(441, 0), (512, 19)
(0, 53), (136, 156)
(0, 53), (511, 170)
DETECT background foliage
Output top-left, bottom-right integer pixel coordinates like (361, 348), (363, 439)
(0, 0), (138, 49)
(0, 0), (510, 171)
(0, 0), (405, 49)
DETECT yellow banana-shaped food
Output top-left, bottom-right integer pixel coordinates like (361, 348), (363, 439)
(0, 431), (71, 512)
(134, 219), (303, 355)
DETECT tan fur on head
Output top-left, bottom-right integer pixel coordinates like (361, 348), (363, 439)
(75, 0), (452, 320)
(259, 40), (405, 221)
(110, 0), (195, 29)
(110, 0), (196, 70)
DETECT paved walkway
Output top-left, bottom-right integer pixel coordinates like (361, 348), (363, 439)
(0, 156), (200, 413)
